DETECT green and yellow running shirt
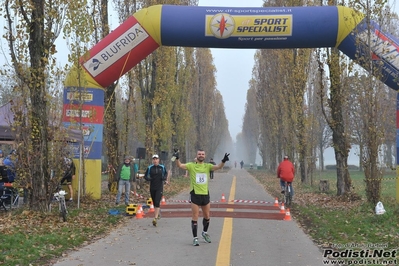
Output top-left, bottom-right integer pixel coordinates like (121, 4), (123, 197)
(186, 162), (213, 195)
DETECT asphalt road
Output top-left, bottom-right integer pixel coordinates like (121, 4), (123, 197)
(52, 168), (324, 266)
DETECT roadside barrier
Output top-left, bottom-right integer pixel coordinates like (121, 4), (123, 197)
(231, 199), (274, 204)
(131, 191), (145, 199)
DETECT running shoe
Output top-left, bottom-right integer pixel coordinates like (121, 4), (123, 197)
(152, 218), (157, 226)
(193, 237), (199, 246)
(202, 232), (211, 243)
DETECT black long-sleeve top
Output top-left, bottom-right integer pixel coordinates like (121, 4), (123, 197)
(144, 164), (168, 190)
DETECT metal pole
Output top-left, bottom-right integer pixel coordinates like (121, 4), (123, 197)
(77, 142), (83, 209)
(396, 93), (399, 203)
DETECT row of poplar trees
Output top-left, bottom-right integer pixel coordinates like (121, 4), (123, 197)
(0, 0), (231, 211)
(239, 0), (398, 204)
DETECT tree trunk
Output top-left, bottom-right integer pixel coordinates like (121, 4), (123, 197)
(104, 84), (118, 190)
(359, 143), (363, 172)
(29, 0), (50, 211)
(327, 47), (352, 195)
(318, 139), (325, 171)
(331, 87), (352, 195)
(99, 0), (119, 192)
(298, 121), (308, 183)
(334, 146), (350, 195)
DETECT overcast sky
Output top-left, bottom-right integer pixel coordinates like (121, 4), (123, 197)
(197, 0), (265, 140)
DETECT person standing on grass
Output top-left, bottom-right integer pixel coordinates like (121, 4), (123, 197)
(174, 148), (229, 246)
(60, 157), (76, 201)
(0, 150), (5, 181)
(144, 154), (168, 227)
(115, 156), (136, 206)
(209, 158), (216, 180)
(131, 158), (139, 199)
(277, 155), (295, 199)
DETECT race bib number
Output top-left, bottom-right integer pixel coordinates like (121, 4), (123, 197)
(195, 173), (207, 184)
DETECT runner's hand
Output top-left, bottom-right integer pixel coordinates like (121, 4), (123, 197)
(222, 153), (230, 163)
(173, 149), (179, 160)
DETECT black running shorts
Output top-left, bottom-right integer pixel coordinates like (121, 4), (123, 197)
(190, 190), (210, 206)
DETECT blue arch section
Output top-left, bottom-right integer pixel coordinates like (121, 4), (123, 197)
(160, 6), (340, 49)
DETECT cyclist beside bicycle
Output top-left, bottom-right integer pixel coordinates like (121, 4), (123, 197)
(60, 157), (76, 201)
(277, 155), (295, 199)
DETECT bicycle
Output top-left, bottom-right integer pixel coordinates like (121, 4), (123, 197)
(282, 181), (293, 208)
(0, 183), (20, 211)
(51, 184), (68, 222)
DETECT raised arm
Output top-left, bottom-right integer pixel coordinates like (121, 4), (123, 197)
(176, 158), (188, 170)
(212, 153), (230, 171)
(173, 149), (188, 170)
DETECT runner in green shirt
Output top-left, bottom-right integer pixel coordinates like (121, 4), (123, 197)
(174, 149), (229, 246)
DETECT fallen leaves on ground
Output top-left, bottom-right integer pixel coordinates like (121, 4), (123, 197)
(250, 170), (363, 210)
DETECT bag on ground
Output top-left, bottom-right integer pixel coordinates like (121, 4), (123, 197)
(375, 201), (386, 215)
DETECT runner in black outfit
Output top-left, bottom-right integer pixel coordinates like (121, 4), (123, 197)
(144, 154), (168, 226)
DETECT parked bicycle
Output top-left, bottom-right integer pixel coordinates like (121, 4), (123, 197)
(0, 183), (19, 211)
(282, 181), (293, 208)
(51, 184), (68, 222)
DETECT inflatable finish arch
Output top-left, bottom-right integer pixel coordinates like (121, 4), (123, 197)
(63, 5), (399, 199)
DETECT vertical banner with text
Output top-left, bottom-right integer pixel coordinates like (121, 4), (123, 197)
(62, 87), (104, 160)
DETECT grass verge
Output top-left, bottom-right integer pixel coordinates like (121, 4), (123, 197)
(0, 176), (190, 266)
(249, 169), (399, 261)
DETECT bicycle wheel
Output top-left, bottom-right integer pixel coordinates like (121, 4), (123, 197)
(284, 185), (291, 207)
(285, 192), (292, 207)
(283, 191), (287, 207)
(60, 199), (67, 222)
(0, 195), (11, 211)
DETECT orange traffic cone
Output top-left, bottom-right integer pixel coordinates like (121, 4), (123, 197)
(280, 203), (285, 213)
(149, 203), (155, 213)
(139, 204), (145, 216)
(274, 197), (279, 207)
(136, 205), (143, 219)
(161, 196), (166, 205)
(221, 193), (226, 202)
(284, 208), (292, 221)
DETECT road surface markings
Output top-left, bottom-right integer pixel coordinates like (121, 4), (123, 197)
(215, 175), (236, 266)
